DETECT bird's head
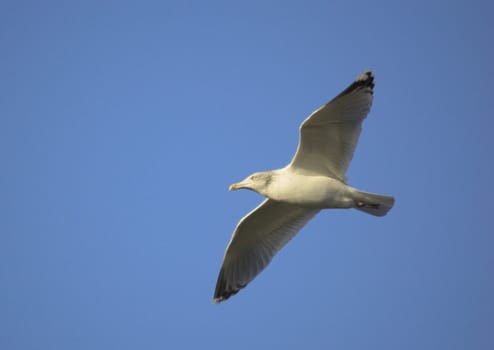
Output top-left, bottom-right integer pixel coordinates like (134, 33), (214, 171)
(229, 171), (274, 196)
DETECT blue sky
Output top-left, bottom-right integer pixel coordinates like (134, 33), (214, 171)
(1, 0), (493, 349)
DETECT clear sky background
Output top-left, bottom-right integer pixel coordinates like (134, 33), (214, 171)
(1, 1), (493, 349)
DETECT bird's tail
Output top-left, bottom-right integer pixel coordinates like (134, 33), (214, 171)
(352, 189), (395, 217)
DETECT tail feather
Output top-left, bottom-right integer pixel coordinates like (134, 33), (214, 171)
(353, 190), (395, 217)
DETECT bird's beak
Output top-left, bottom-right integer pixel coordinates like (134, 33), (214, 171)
(229, 182), (242, 191)
(230, 176), (253, 191)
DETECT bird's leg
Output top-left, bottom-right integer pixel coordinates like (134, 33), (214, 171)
(356, 201), (380, 209)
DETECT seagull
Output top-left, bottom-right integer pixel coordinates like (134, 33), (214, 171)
(213, 70), (394, 303)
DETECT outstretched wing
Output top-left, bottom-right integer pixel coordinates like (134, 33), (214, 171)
(288, 70), (375, 182)
(213, 199), (319, 303)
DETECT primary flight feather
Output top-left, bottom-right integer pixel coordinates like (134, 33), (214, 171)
(213, 70), (394, 303)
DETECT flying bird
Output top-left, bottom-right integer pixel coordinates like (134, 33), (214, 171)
(213, 70), (394, 303)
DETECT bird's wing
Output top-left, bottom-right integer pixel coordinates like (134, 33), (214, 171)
(213, 199), (319, 303)
(288, 70), (375, 182)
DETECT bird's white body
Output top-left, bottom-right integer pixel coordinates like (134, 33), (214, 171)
(264, 169), (355, 209)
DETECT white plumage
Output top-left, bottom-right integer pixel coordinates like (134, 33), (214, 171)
(214, 70), (394, 303)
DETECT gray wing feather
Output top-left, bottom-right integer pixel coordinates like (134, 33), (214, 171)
(213, 199), (319, 303)
(289, 70), (374, 182)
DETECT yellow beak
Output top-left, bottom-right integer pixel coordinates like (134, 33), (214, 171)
(229, 183), (241, 191)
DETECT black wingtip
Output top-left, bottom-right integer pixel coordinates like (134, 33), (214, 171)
(355, 70), (374, 90)
(212, 268), (246, 304)
(212, 285), (243, 304)
(336, 70), (375, 98)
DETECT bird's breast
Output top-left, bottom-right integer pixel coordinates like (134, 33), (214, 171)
(267, 174), (354, 209)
